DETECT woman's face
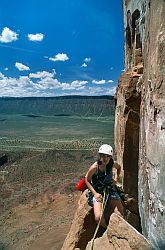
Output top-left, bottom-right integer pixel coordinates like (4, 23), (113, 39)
(100, 154), (111, 165)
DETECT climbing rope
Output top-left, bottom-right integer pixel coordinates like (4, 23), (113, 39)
(90, 189), (109, 250)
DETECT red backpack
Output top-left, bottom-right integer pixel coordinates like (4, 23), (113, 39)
(76, 177), (87, 191)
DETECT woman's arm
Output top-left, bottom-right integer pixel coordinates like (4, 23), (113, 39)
(85, 162), (102, 202)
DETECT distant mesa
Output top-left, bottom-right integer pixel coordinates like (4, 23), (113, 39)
(0, 96), (115, 117)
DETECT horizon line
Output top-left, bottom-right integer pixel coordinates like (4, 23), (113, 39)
(0, 94), (114, 98)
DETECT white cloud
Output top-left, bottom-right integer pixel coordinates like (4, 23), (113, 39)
(108, 80), (114, 83)
(81, 63), (87, 68)
(28, 33), (44, 42)
(17, 76), (34, 87)
(84, 57), (91, 63)
(0, 72), (4, 78)
(0, 73), (59, 96)
(0, 71), (89, 97)
(60, 83), (71, 90)
(29, 70), (55, 79)
(104, 86), (117, 96)
(0, 27), (18, 43)
(88, 87), (102, 95)
(49, 53), (69, 62)
(0, 71), (115, 97)
(69, 86), (104, 96)
(61, 80), (88, 90)
(36, 77), (61, 90)
(92, 79), (106, 85)
(4, 67), (8, 71)
(0, 75), (35, 96)
(15, 62), (30, 71)
(71, 80), (88, 87)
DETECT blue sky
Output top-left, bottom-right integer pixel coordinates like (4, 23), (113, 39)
(0, 0), (124, 97)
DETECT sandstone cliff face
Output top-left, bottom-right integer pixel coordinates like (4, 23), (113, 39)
(115, 0), (165, 248)
(62, 192), (152, 250)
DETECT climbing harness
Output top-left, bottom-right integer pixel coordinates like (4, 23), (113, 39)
(90, 189), (109, 250)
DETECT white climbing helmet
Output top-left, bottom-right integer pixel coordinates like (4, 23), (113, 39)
(98, 144), (113, 156)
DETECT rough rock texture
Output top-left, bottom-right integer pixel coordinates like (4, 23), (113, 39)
(61, 191), (96, 250)
(86, 213), (152, 250)
(107, 213), (152, 250)
(115, 0), (165, 248)
(115, 65), (143, 232)
(62, 193), (152, 250)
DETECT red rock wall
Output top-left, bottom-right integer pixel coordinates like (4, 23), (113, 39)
(115, 0), (165, 248)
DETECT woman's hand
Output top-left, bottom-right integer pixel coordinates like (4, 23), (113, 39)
(112, 178), (117, 185)
(94, 192), (103, 202)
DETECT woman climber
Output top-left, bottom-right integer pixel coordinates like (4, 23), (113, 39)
(85, 144), (124, 229)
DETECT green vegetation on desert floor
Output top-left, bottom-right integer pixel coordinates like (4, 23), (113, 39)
(0, 114), (115, 151)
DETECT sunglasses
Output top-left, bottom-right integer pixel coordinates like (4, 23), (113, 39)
(100, 154), (111, 158)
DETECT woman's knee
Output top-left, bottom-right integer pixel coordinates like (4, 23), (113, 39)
(94, 213), (101, 223)
(93, 202), (102, 223)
